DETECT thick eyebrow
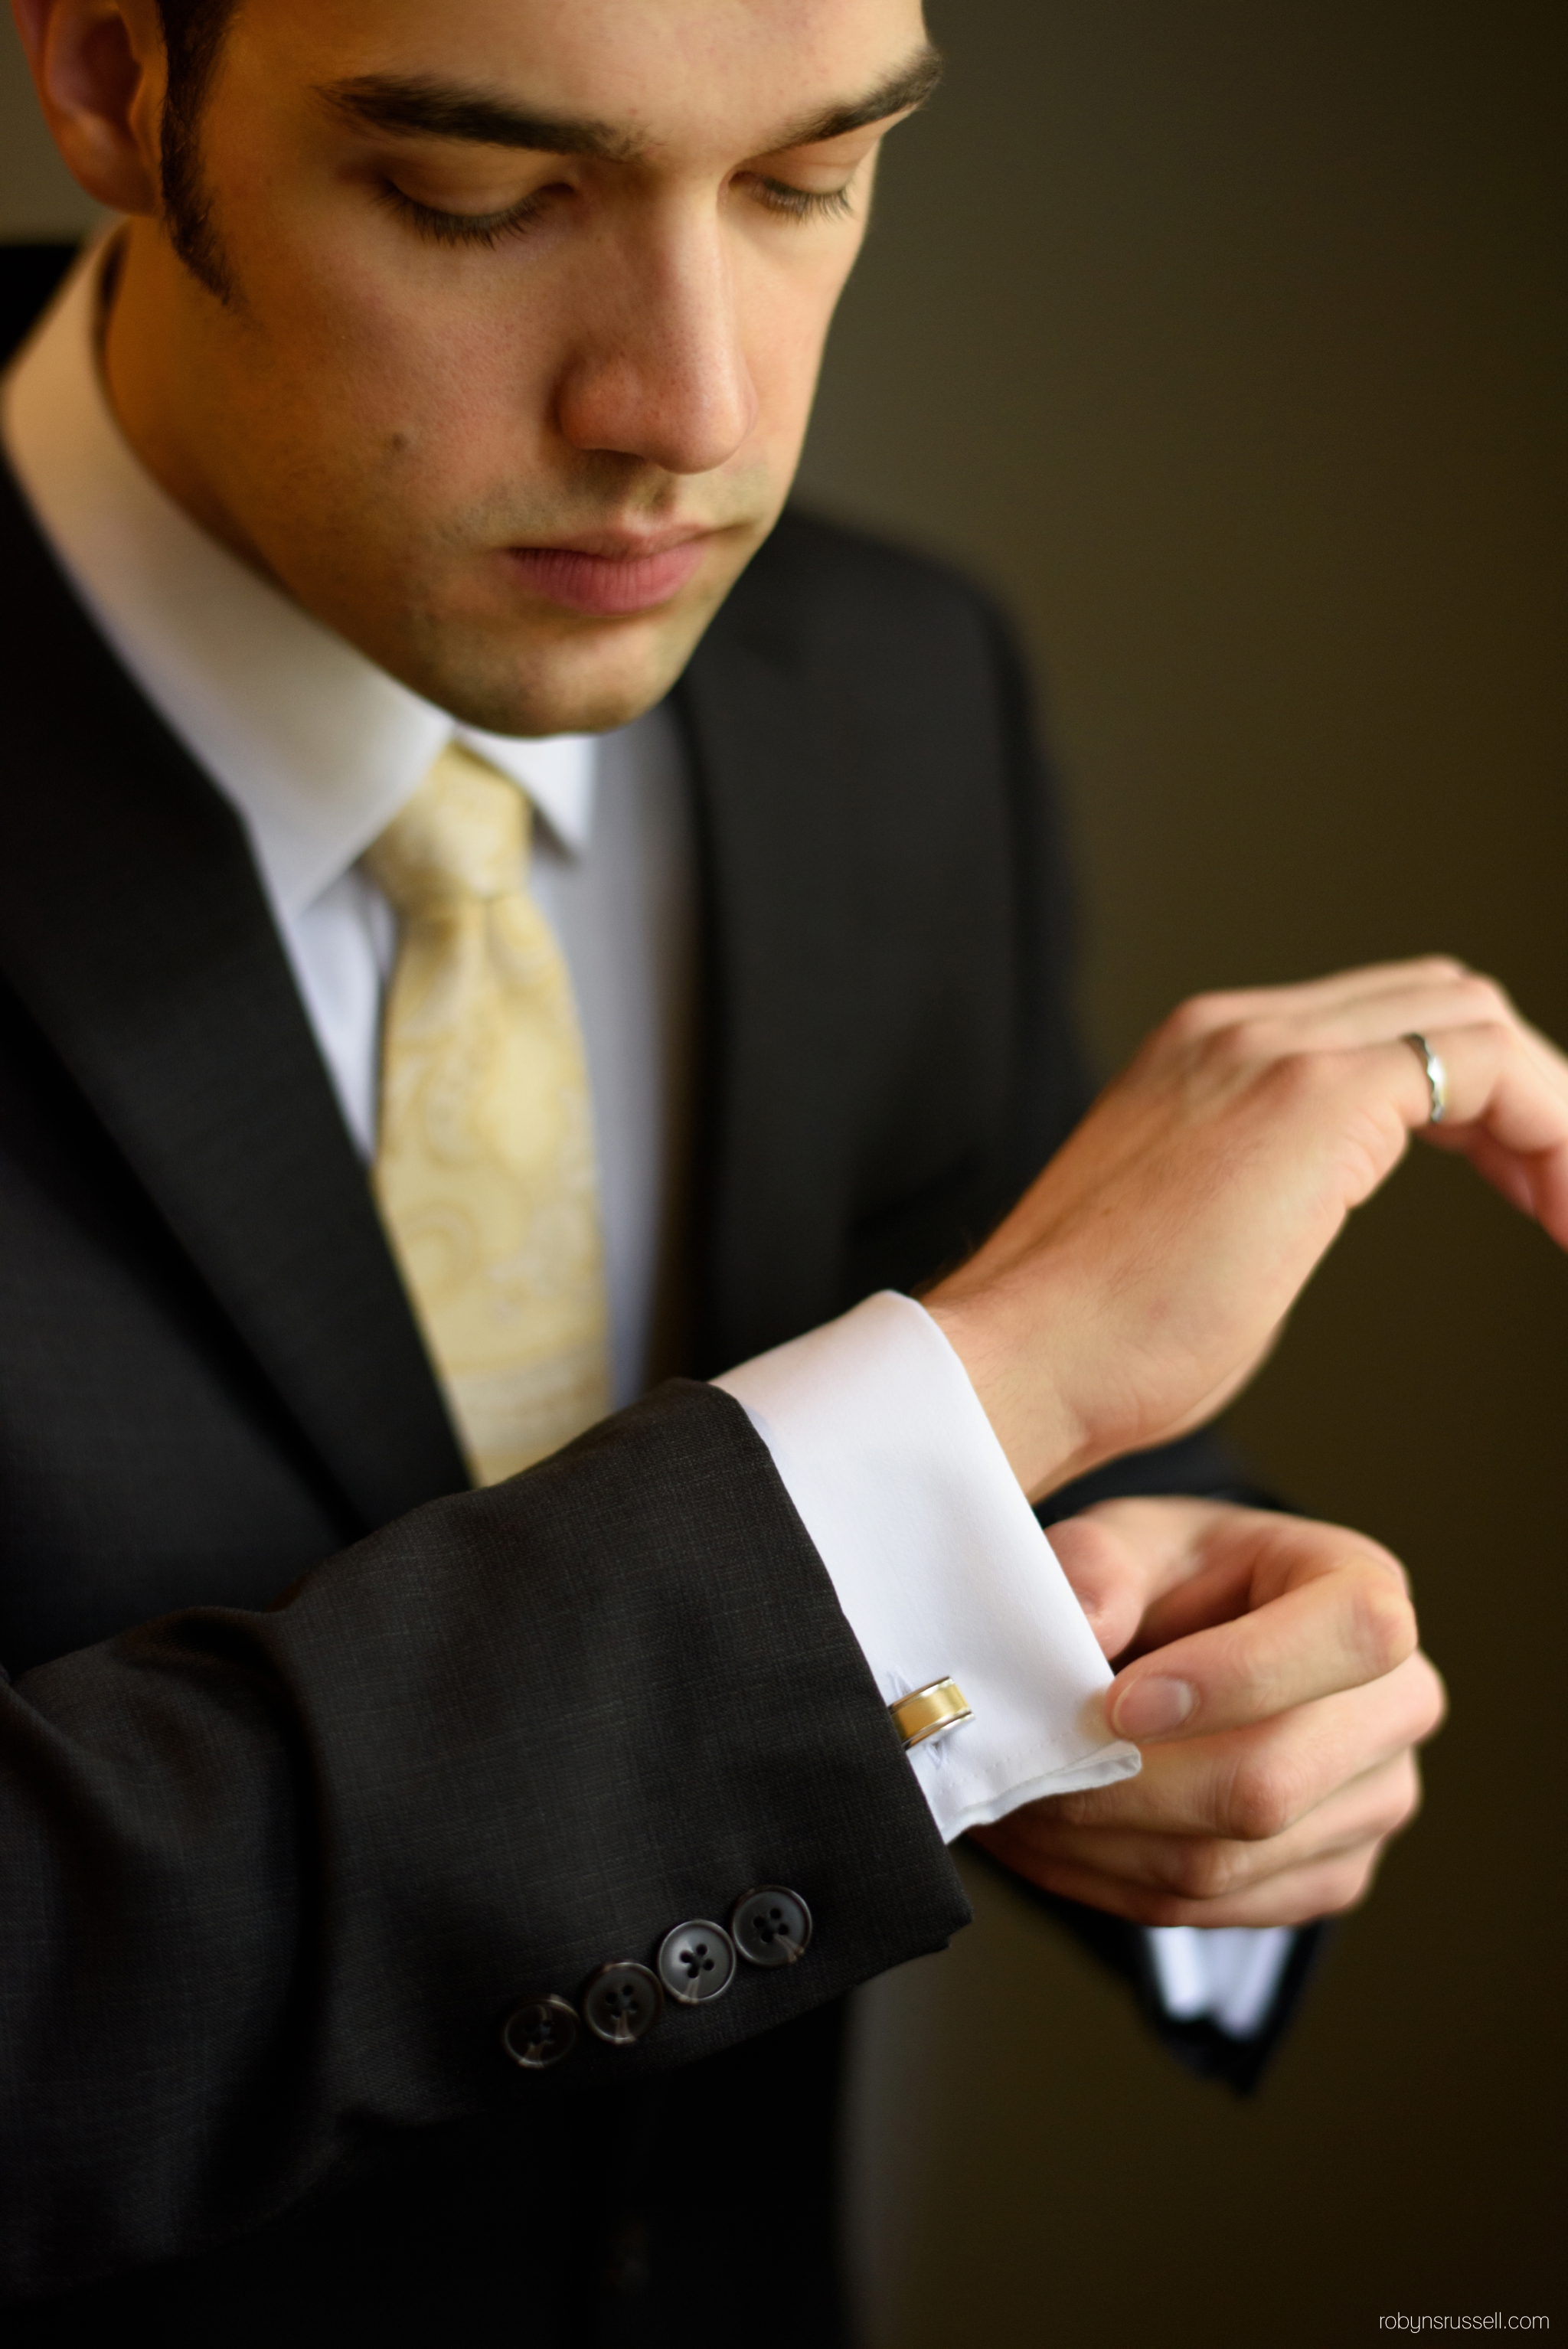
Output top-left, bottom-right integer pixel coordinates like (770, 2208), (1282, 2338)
(319, 76), (640, 161)
(756, 46), (944, 150)
(317, 45), (942, 162)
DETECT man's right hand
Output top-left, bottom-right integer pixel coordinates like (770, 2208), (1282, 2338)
(926, 957), (1568, 1500)
(973, 1495), (1446, 1927)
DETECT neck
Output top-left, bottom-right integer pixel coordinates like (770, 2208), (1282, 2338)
(100, 217), (275, 583)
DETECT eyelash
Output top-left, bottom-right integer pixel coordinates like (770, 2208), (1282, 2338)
(378, 183), (550, 250)
(379, 172), (857, 250)
(747, 178), (858, 225)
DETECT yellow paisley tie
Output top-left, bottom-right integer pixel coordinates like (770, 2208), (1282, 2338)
(364, 740), (611, 1485)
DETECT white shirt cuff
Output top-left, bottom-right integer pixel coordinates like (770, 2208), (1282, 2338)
(1145, 1925), (1296, 2038)
(714, 1289), (1141, 1841)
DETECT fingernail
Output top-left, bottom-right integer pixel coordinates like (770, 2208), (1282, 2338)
(1112, 1676), (1197, 1740)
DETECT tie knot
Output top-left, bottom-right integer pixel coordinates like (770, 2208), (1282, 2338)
(366, 742), (529, 913)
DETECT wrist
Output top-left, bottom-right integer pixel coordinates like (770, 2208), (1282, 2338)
(922, 1276), (1096, 1502)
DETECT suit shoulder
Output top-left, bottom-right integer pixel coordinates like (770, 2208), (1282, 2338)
(708, 503), (1011, 677)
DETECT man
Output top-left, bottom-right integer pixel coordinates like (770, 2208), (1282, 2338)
(3, 0), (1565, 2338)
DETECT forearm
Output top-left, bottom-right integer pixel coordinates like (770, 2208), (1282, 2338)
(0, 1381), (966, 2300)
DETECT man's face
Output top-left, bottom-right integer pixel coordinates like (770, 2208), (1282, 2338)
(106, 0), (933, 734)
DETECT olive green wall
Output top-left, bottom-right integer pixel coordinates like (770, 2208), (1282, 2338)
(802, 7), (1566, 2340)
(4, 5), (1563, 2340)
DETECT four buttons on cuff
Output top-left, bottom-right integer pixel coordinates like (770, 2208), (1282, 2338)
(501, 1994), (579, 2071)
(581, 1960), (664, 2046)
(730, 1884), (813, 1968)
(501, 1885), (812, 2072)
(656, 1919), (737, 2005)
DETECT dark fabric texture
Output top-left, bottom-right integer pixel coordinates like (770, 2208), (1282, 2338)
(0, 245), (74, 372)
(0, 245), (1312, 2333)
(969, 1844), (1329, 2097)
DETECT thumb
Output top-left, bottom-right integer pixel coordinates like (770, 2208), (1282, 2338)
(1046, 1511), (1152, 1661)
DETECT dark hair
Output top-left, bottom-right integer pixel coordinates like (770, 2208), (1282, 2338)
(154, 0), (240, 297)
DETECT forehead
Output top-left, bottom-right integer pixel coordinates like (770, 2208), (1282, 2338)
(242, 0), (932, 155)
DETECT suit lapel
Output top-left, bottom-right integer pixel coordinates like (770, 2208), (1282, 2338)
(0, 446), (872, 1467)
(0, 465), (469, 1530)
(675, 547), (860, 1373)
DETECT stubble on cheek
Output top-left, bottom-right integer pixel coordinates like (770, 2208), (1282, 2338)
(199, 259), (786, 731)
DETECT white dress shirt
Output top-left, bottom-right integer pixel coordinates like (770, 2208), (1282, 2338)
(2, 237), (1290, 2038)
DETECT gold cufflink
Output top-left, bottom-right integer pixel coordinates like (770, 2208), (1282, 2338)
(889, 1678), (973, 1750)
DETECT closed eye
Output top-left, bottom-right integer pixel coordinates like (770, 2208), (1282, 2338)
(377, 179), (561, 249)
(744, 175), (858, 224)
(377, 168), (858, 249)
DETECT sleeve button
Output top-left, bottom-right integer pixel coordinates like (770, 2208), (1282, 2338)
(656, 1919), (737, 2005)
(730, 1885), (813, 1968)
(580, 1961), (665, 2046)
(501, 1994), (579, 2070)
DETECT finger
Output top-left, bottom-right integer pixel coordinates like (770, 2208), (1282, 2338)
(1448, 1124), (1553, 1218)
(1240, 1017), (1563, 1180)
(1178, 963), (1563, 1088)
(1046, 1509), (1163, 1662)
(1070, 1650), (1446, 1838)
(1047, 1497), (1238, 1661)
(1165, 969), (1568, 1239)
(1253, 973), (1568, 1191)
(1168, 956), (1474, 1037)
(1276, 969), (1515, 1053)
(991, 1836), (1396, 1930)
(1106, 1545), (1416, 1743)
(1051, 1497), (1354, 1669)
(1010, 1751), (1420, 1908)
(1416, 1018), (1568, 1144)
(1415, 1019), (1568, 1236)
(1120, 1507), (1409, 1661)
(1515, 1008), (1568, 1093)
(1407, 1021), (1568, 1246)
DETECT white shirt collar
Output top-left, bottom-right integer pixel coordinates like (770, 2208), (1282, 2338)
(0, 234), (599, 923)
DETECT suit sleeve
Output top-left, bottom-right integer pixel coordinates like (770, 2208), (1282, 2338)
(0, 1382), (969, 2298)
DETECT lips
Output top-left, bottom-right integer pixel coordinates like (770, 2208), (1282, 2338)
(505, 534), (709, 617)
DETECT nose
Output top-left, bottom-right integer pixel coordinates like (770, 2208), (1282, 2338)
(554, 201), (760, 477)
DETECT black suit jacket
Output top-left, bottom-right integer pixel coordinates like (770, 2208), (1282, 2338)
(0, 251), (1314, 2344)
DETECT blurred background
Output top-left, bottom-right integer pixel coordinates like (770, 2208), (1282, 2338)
(4, 2), (1564, 2340)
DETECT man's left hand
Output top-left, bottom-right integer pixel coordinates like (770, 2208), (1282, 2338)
(972, 1497), (1446, 1927)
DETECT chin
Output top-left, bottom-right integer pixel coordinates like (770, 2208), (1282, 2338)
(403, 600), (713, 740)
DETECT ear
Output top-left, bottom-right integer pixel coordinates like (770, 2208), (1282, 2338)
(11, 0), (166, 214)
